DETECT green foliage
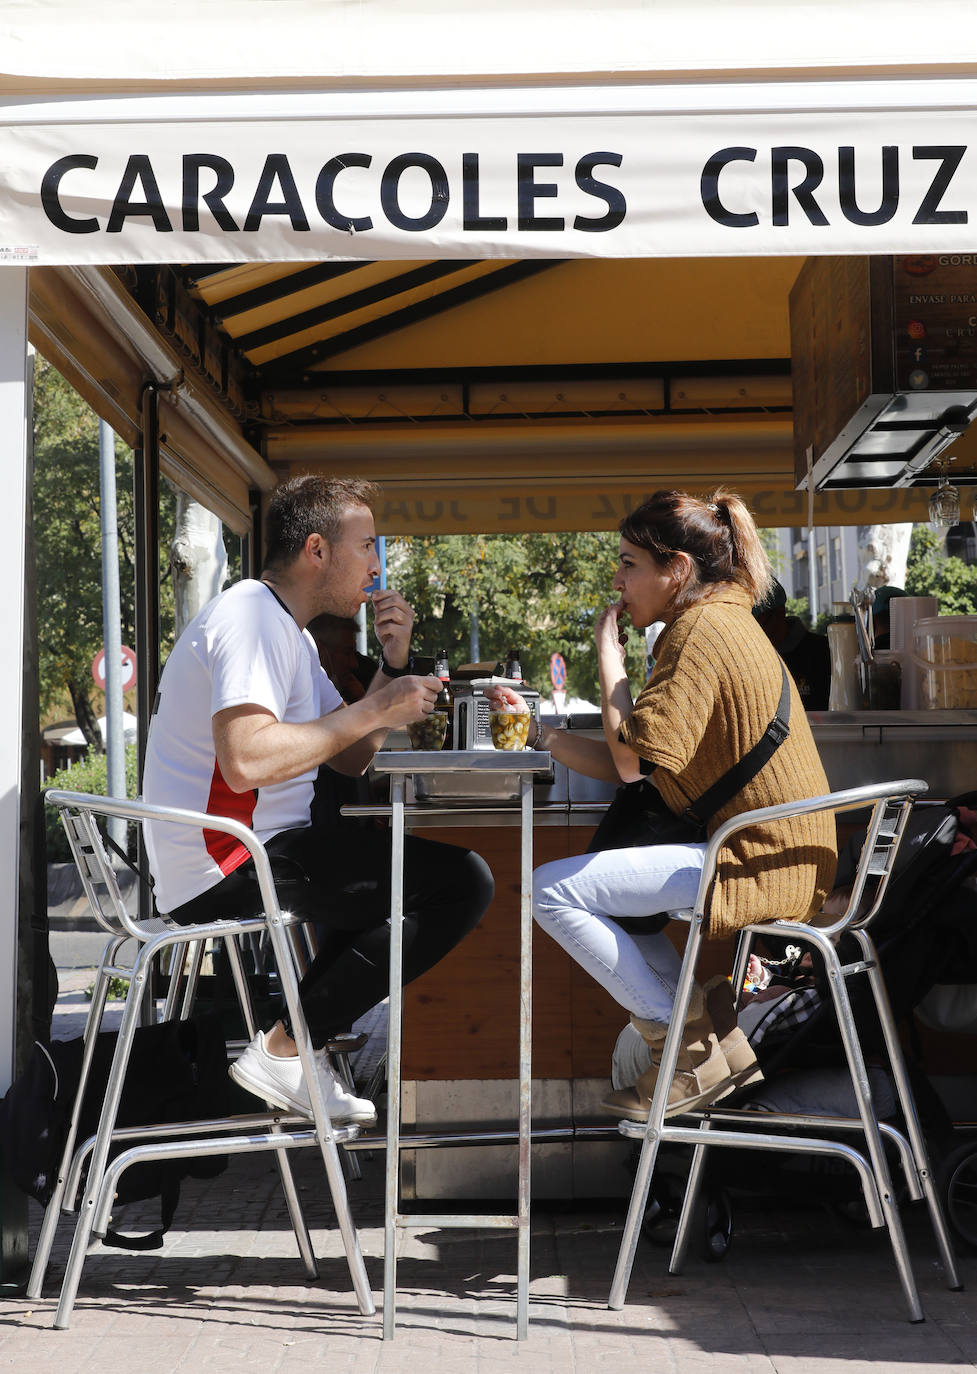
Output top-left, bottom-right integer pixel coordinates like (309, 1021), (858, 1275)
(759, 526), (784, 574)
(786, 594), (809, 625)
(905, 525), (977, 614)
(782, 593), (832, 634)
(387, 531), (648, 702)
(33, 359), (179, 742)
(34, 360), (135, 737)
(44, 743), (139, 862)
(85, 975), (129, 1002)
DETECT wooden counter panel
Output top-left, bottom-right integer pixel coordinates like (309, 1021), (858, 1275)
(401, 823), (739, 1080)
(402, 826), (575, 1079)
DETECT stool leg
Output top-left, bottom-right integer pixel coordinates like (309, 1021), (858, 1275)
(265, 916), (375, 1318)
(179, 938), (207, 1020)
(610, 920), (706, 1310)
(161, 943), (187, 1021)
(27, 938), (126, 1299)
(856, 930), (962, 1291)
(331, 1052), (363, 1182)
(669, 1121), (713, 1274)
(817, 934), (924, 1323)
(609, 1128), (664, 1309)
(54, 944), (155, 1328)
(224, 932), (319, 1280)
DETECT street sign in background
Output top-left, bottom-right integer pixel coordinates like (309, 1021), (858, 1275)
(92, 644), (137, 692)
(549, 652), (567, 690)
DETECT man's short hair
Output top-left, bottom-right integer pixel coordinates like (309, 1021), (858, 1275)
(263, 475), (380, 569)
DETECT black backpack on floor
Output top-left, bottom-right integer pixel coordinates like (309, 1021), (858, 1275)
(0, 1013), (238, 1249)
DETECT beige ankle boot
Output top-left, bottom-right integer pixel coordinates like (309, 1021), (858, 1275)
(601, 986), (732, 1122)
(703, 975), (764, 1095)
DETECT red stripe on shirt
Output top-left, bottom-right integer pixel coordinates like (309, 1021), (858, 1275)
(203, 761), (257, 876)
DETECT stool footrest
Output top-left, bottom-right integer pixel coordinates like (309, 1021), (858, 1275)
(396, 1212), (520, 1230)
(839, 959), (877, 976)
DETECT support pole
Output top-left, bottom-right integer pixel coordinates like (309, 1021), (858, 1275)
(99, 420), (126, 852)
(134, 384), (161, 920)
(0, 267), (31, 1288)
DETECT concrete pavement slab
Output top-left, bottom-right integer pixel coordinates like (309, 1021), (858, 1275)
(8, 950), (976, 1374)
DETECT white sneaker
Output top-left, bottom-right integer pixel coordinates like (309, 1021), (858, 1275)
(229, 1032), (377, 1125)
(229, 1030), (311, 1115)
(313, 1049), (378, 1126)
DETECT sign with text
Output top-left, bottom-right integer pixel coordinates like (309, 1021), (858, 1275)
(6, 86), (977, 263)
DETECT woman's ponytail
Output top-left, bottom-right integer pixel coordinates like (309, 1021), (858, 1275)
(710, 488), (773, 607)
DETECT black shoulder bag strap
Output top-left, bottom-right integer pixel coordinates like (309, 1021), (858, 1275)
(682, 660), (791, 831)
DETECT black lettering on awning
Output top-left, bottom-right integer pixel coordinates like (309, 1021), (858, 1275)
(381, 154), (449, 232)
(243, 154), (310, 232)
(462, 153), (507, 231)
(573, 153), (626, 232)
(40, 154), (99, 234)
(700, 148), (759, 228)
(912, 146), (968, 225)
(183, 154), (239, 232)
(315, 154), (373, 232)
(771, 147), (828, 227)
(106, 155), (173, 233)
(517, 153), (564, 232)
(838, 146), (899, 226)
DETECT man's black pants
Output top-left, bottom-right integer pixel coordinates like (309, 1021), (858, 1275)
(168, 824), (494, 1047)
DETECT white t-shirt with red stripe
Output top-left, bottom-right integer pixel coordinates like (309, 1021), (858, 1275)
(143, 579), (343, 913)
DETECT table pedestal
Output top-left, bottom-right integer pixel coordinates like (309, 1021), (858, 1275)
(372, 750), (551, 1339)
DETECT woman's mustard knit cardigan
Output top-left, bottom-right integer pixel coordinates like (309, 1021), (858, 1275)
(619, 583), (837, 939)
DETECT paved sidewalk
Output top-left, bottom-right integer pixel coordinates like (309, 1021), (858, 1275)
(5, 1117), (976, 1372)
(4, 954), (975, 1372)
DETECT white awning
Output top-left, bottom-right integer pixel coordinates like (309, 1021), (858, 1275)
(4, 79), (977, 263)
(2, 0), (977, 84)
(2, 3), (977, 263)
(52, 712), (138, 748)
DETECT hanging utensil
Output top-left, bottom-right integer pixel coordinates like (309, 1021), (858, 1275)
(850, 587), (874, 664)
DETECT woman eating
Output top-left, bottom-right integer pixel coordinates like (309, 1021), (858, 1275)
(487, 489), (837, 1121)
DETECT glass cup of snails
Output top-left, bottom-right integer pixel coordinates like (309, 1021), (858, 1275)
(406, 710), (449, 750)
(489, 708), (531, 751)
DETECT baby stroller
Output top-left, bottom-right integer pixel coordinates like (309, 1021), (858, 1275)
(632, 790), (977, 1261)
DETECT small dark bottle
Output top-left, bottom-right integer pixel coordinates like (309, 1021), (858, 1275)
(434, 647), (454, 749)
(504, 648), (524, 683)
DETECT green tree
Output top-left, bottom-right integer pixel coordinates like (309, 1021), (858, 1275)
(33, 360), (177, 748)
(905, 525), (977, 613)
(388, 531), (647, 702)
(43, 743), (139, 861)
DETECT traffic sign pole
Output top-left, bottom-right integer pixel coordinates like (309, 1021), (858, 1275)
(549, 652), (568, 717)
(99, 420), (126, 851)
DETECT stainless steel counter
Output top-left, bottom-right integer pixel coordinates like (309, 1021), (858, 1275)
(369, 709), (977, 825)
(809, 709), (977, 796)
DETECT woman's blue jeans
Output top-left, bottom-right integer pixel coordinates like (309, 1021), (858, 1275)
(533, 842), (708, 1023)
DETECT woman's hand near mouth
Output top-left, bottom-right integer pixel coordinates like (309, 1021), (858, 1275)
(596, 599), (629, 661)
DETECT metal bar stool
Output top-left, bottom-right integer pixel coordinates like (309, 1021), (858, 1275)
(29, 790), (376, 1330)
(608, 779), (963, 1324)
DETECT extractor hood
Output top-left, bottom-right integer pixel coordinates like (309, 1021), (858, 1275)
(790, 255), (977, 492)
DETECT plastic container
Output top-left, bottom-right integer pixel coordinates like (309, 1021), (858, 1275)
(914, 615), (977, 666)
(827, 622), (859, 710)
(912, 660), (977, 710)
(887, 648), (919, 710)
(913, 615), (977, 709)
(888, 596), (938, 652)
